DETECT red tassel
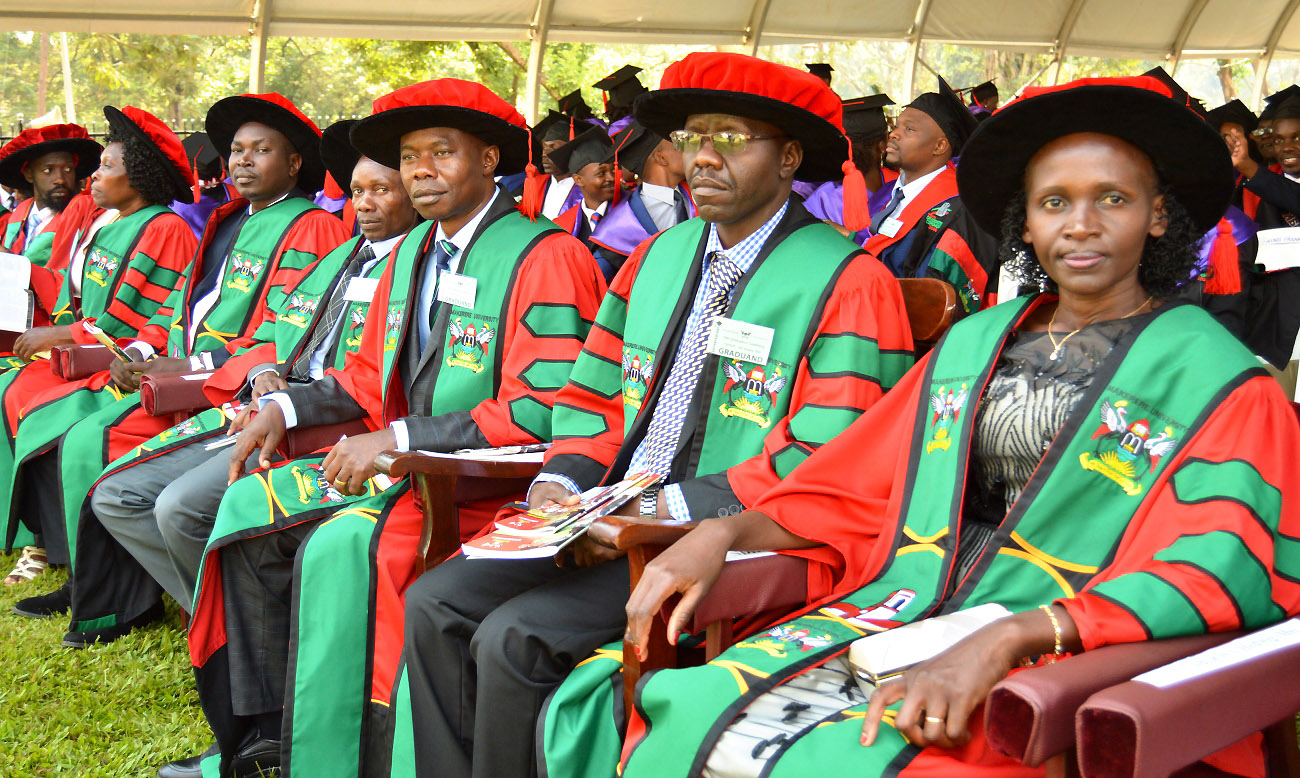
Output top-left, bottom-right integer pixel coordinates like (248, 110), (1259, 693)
(840, 136), (871, 233)
(520, 126), (544, 221)
(1203, 217), (1241, 295)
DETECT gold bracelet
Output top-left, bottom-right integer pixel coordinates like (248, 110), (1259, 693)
(1039, 603), (1063, 662)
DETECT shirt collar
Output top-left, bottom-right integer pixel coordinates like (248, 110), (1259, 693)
(704, 199), (789, 274)
(435, 188), (500, 253)
(581, 200), (609, 221)
(639, 181), (676, 205)
(897, 166), (945, 200)
(247, 190), (292, 215)
(366, 233), (403, 262)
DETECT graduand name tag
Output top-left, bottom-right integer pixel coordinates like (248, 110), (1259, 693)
(436, 271), (478, 310)
(877, 217), (904, 238)
(707, 317), (774, 365)
(343, 277), (380, 303)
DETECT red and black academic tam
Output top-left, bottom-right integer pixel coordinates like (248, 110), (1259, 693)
(103, 105), (197, 204)
(349, 78), (531, 177)
(204, 92), (326, 192)
(0, 123), (102, 190)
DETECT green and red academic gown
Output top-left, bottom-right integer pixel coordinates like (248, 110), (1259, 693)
(863, 164), (1000, 313)
(615, 297), (1300, 778)
(68, 234), (390, 632)
(187, 204), (606, 778)
(0, 205), (197, 549)
(424, 202), (916, 778)
(3, 195), (346, 572)
(2, 196), (59, 267)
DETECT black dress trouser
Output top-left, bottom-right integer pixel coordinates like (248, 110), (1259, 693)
(402, 553), (630, 778)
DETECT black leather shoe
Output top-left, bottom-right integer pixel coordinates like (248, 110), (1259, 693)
(157, 742), (219, 778)
(61, 600), (165, 648)
(13, 582), (71, 618)
(231, 738), (281, 776)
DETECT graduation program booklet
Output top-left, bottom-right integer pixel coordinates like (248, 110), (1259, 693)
(462, 471), (662, 559)
(848, 602), (1012, 693)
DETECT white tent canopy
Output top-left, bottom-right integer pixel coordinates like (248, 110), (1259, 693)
(7, 0), (1300, 114)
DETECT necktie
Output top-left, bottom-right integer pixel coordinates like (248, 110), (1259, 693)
(673, 190), (691, 224)
(870, 185), (906, 234)
(639, 253), (744, 474)
(288, 244), (375, 381)
(421, 239), (456, 351)
(590, 211), (602, 226)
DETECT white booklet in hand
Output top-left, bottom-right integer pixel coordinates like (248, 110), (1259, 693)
(848, 602), (1012, 691)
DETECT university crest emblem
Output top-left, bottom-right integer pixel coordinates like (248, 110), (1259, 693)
(718, 359), (787, 428)
(291, 465), (347, 504)
(926, 383), (967, 452)
(157, 416), (204, 443)
(84, 248), (121, 288)
(737, 625), (834, 658)
(621, 349), (654, 410)
(224, 251), (265, 292)
(445, 317), (495, 373)
(1080, 399), (1178, 496)
(383, 306), (404, 351)
(345, 308), (367, 349)
(925, 201), (953, 229)
(280, 293), (319, 327)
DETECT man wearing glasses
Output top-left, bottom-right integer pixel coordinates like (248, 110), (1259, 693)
(394, 51), (915, 778)
(1233, 95), (1300, 229)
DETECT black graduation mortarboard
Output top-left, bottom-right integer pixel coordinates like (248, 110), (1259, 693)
(604, 121), (665, 177)
(320, 119), (362, 195)
(535, 110), (573, 143)
(594, 65), (647, 111)
(546, 124), (613, 176)
(1140, 67), (1207, 118)
(970, 80), (998, 103)
(181, 132), (221, 170)
(805, 63), (834, 80)
(1207, 99), (1258, 135)
(907, 77), (978, 155)
(1275, 95), (1300, 122)
(842, 94), (894, 139)
(1262, 85), (1300, 120)
(558, 90), (595, 121)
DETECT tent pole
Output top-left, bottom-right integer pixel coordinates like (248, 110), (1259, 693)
(59, 32), (74, 124)
(1045, 0), (1089, 85)
(1167, 0), (1211, 76)
(248, 0), (272, 93)
(524, 0), (555, 125)
(1253, 0), (1300, 110)
(902, 0), (934, 103)
(744, 0), (774, 56)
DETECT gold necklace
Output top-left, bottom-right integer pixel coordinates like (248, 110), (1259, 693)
(1047, 295), (1154, 361)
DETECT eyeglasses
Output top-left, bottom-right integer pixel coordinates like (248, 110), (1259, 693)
(668, 129), (787, 155)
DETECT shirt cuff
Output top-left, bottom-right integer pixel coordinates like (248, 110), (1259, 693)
(531, 472), (582, 500)
(128, 341), (155, 361)
(247, 365), (278, 388)
(259, 392), (299, 429)
(390, 420), (410, 452)
(189, 352), (215, 371)
(662, 483), (693, 521)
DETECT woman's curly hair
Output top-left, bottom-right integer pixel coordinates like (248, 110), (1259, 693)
(104, 130), (183, 206)
(997, 184), (1202, 298)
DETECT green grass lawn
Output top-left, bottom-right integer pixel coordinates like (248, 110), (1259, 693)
(0, 552), (209, 776)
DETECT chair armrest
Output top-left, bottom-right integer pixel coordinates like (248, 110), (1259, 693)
(1076, 620), (1300, 778)
(985, 632), (1239, 767)
(587, 515), (700, 551)
(374, 451), (543, 481)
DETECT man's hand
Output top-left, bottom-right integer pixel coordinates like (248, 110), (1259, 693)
(228, 404), (257, 434)
(141, 356), (191, 376)
(250, 371), (289, 402)
(228, 401), (287, 484)
(623, 519), (734, 662)
(527, 481), (580, 511)
(320, 428), (398, 495)
(108, 347), (149, 392)
(1227, 127), (1261, 179)
(14, 325), (73, 361)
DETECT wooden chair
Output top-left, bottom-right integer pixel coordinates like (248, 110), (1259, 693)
(588, 277), (963, 713)
(372, 451), (540, 572)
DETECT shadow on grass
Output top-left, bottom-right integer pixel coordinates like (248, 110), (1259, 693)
(0, 551), (209, 776)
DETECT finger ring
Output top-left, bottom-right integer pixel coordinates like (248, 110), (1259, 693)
(333, 479), (348, 489)
(924, 716), (944, 724)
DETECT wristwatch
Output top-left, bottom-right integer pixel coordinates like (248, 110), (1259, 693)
(639, 486), (661, 518)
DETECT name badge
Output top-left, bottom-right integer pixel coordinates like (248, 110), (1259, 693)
(877, 217), (904, 238)
(436, 271), (478, 310)
(707, 317), (774, 365)
(343, 277), (379, 302)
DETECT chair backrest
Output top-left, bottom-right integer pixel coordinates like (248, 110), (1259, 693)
(898, 278), (958, 354)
